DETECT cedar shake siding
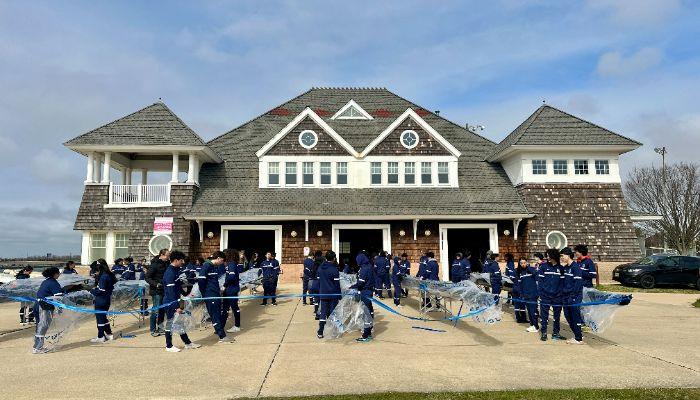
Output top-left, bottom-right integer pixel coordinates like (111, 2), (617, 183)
(367, 117), (451, 156)
(266, 116), (352, 156)
(517, 183), (639, 262)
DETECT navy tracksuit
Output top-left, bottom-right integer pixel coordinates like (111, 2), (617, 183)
(538, 262), (563, 336)
(222, 262), (242, 329)
(163, 264), (193, 348)
(399, 259), (410, 296)
(391, 257), (403, 306)
(62, 267), (77, 275)
(579, 257), (597, 288)
(483, 260), (502, 295)
(505, 261), (515, 304)
(425, 258), (439, 280)
(518, 265), (540, 329)
(509, 266), (527, 323)
(417, 256), (428, 279)
(562, 261), (584, 341)
(33, 277), (63, 349)
(317, 261), (341, 336)
(450, 258), (466, 283)
(374, 256), (390, 297)
(302, 257), (314, 304)
(351, 253), (375, 339)
(198, 261), (226, 339)
(260, 259), (280, 305)
(91, 272), (116, 338)
(111, 264), (126, 276)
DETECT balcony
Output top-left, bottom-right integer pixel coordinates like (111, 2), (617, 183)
(108, 184), (171, 207)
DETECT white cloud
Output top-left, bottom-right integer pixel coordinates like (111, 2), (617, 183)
(596, 47), (663, 78)
(586, 0), (681, 26)
(30, 149), (80, 184)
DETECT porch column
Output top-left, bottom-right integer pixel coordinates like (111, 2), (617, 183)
(93, 155), (101, 182)
(187, 152), (198, 184)
(141, 169), (148, 185)
(101, 151), (111, 183)
(125, 168), (132, 185)
(85, 152), (95, 183)
(171, 152), (179, 183)
(120, 169), (127, 184)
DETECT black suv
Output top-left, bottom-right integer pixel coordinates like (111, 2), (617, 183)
(613, 254), (700, 289)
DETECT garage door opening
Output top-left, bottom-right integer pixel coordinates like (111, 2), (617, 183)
(338, 229), (384, 272)
(221, 225), (282, 267)
(439, 224), (498, 281)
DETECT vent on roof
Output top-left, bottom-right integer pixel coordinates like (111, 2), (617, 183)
(331, 100), (373, 120)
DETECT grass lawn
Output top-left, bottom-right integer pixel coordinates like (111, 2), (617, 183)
(596, 283), (699, 294)
(246, 388), (700, 400)
(693, 298), (700, 308)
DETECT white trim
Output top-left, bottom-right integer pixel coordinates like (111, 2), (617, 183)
(220, 225), (283, 261)
(331, 99), (374, 120)
(438, 223), (499, 281)
(256, 108), (359, 158)
(360, 108), (462, 158)
(331, 224), (391, 256)
(81, 232), (90, 265)
(104, 202), (172, 209)
(298, 130), (318, 150)
(186, 213), (535, 221)
(65, 144), (222, 163)
(489, 144), (639, 162)
(630, 215), (663, 221)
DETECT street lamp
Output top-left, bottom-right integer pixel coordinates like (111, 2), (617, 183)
(654, 146), (667, 182)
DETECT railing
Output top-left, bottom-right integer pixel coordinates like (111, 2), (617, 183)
(109, 184), (170, 205)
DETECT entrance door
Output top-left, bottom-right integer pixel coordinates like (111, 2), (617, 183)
(338, 229), (384, 271)
(220, 225), (282, 266)
(439, 223), (498, 281)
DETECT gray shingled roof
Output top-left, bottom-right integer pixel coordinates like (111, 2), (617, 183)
(188, 88), (530, 218)
(64, 102), (205, 147)
(487, 105), (641, 161)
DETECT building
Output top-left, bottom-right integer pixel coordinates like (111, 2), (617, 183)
(65, 87), (642, 282)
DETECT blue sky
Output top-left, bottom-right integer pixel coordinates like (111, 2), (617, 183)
(1, 0), (699, 257)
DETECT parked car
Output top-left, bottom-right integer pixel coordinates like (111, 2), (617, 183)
(613, 254), (700, 289)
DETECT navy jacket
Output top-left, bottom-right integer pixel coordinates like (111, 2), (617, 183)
(163, 264), (187, 303)
(197, 261), (222, 298)
(450, 259), (466, 282)
(317, 261), (341, 296)
(518, 265), (539, 299)
(303, 258), (314, 280)
(537, 262), (563, 300)
(224, 262), (242, 294)
(579, 257), (597, 288)
(36, 277), (63, 310)
(121, 263), (137, 280)
(62, 268), (77, 275)
(400, 259), (410, 276)
(391, 258), (402, 279)
(483, 260), (502, 291)
(562, 262), (584, 303)
(425, 258), (439, 281)
(351, 254), (375, 294)
(374, 256), (389, 275)
(417, 256), (428, 278)
(112, 264), (126, 275)
(91, 273), (116, 307)
(507, 264), (519, 293)
(461, 259), (471, 280)
(260, 259), (280, 279)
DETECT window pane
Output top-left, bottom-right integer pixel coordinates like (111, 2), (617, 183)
(336, 162), (348, 184)
(421, 162), (432, 184)
(553, 160), (568, 175)
(91, 233), (106, 262)
(595, 160), (610, 175)
(371, 162), (381, 184)
(532, 160), (547, 175)
(388, 162), (398, 184)
(438, 162), (449, 184)
(268, 162), (280, 185)
(285, 162), (297, 185)
(320, 162), (331, 184)
(404, 162), (415, 184)
(574, 160), (589, 175)
(303, 162), (314, 184)
(115, 233), (128, 248)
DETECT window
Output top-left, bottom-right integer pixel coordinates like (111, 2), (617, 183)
(553, 160), (568, 175)
(285, 162), (297, 185)
(90, 233), (106, 261)
(545, 231), (567, 250)
(298, 130), (318, 149)
(574, 160), (589, 175)
(386, 162), (399, 184)
(115, 233), (129, 259)
(421, 162), (432, 184)
(302, 162), (314, 185)
(532, 160), (547, 175)
(338, 106), (364, 119)
(370, 162), (382, 185)
(404, 162), (415, 184)
(659, 257), (679, 268)
(268, 162), (280, 185)
(438, 162), (449, 184)
(595, 160), (610, 175)
(148, 234), (173, 256)
(337, 162), (348, 185)
(400, 130), (419, 149)
(320, 162), (331, 185)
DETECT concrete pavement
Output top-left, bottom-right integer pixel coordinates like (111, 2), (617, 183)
(0, 285), (698, 399)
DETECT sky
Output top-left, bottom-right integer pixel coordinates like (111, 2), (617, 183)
(1, 0), (699, 258)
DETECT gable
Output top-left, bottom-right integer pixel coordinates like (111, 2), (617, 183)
(266, 116), (353, 156)
(365, 116), (452, 156)
(331, 99), (373, 120)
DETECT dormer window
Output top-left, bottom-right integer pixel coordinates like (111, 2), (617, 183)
(400, 130), (419, 149)
(331, 100), (373, 120)
(299, 130), (318, 149)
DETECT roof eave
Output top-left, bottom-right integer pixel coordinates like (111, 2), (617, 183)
(63, 144), (223, 163)
(184, 213), (536, 221)
(487, 143), (642, 162)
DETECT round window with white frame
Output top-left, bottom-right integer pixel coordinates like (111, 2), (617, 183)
(298, 130), (318, 149)
(148, 234), (173, 256)
(400, 130), (419, 149)
(545, 230), (568, 250)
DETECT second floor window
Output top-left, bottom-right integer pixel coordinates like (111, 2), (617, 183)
(532, 160), (547, 175)
(421, 162), (432, 184)
(438, 162), (449, 184)
(303, 162), (314, 184)
(574, 159), (589, 175)
(405, 162), (415, 184)
(268, 162), (280, 185)
(553, 160), (568, 175)
(388, 162), (399, 184)
(595, 160), (610, 175)
(337, 162), (348, 185)
(285, 162), (297, 185)
(370, 162), (382, 185)
(320, 162), (331, 185)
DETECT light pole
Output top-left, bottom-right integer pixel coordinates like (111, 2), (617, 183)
(654, 146), (667, 182)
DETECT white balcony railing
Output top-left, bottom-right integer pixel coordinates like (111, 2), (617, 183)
(109, 184), (170, 205)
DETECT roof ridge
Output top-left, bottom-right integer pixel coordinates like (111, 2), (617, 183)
(157, 102), (205, 145)
(311, 86), (387, 90)
(540, 104), (642, 146)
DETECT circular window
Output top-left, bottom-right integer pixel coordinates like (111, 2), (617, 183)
(148, 234), (173, 256)
(298, 130), (318, 149)
(400, 130), (419, 149)
(546, 231), (568, 250)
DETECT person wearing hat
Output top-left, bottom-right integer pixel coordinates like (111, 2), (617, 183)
(350, 251), (375, 342)
(162, 250), (201, 352)
(316, 250), (341, 339)
(560, 247), (585, 345)
(32, 266), (63, 354)
(538, 248), (566, 342)
(198, 250), (232, 343)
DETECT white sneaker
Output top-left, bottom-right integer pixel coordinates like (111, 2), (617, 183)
(90, 337), (106, 343)
(566, 338), (584, 345)
(32, 347), (50, 354)
(184, 343), (201, 349)
(166, 346), (181, 353)
(526, 325), (539, 333)
(217, 338), (235, 344)
(105, 334), (114, 341)
(226, 326), (241, 333)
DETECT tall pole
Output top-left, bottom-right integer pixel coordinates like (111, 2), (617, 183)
(654, 147), (668, 252)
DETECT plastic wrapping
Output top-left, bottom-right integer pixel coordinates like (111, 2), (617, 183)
(580, 287), (632, 333)
(0, 275), (93, 299)
(321, 273), (373, 338)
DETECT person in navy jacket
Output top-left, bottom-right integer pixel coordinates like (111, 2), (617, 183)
(120, 257), (136, 280)
(62, 260), (77, 275)
(574, 244), (597, 288)
(538, 249), (566, 341)
(198, 251), (231, 343)
(399, 254), (410, 297)
(32, 267), (63, 354)
(162, 250), (201, 352)
(518, 257), (540, 333)
(483, 253), (502, 300)
(350, 251), (375, 342)
(90, 259), (117, 343)
(302, 254), (314, 305)
(111, 258), (126, 277)
(560, 247), (585, 344)
(450, 252), (467, 283)
(260, 252), (281, 306)
(222, 250), (243, 333)
(423, 251), (440, 309)
(510, 258), (527, 323)
(504, 254), (515, 305)
(391, 253), (404, 306)
(461, 251), (472, 282)
(374, 252), (390, 298)
(316, 251), (341, 338)
(310, 250), (323, 318)
(417, 251), (428, 279)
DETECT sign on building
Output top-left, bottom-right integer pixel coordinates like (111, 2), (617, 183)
(153, 217), (174, 235)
